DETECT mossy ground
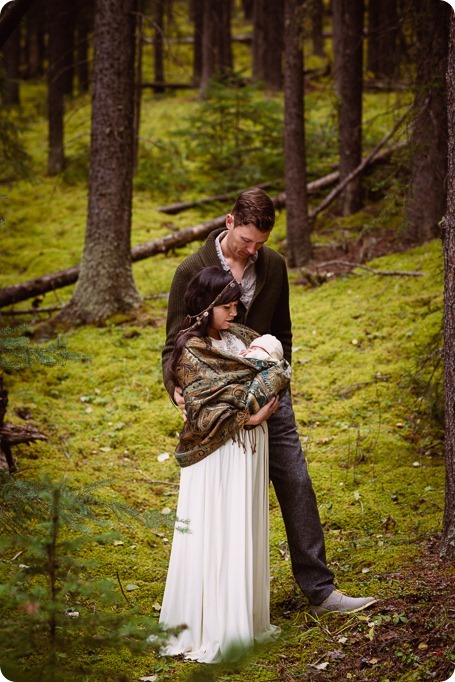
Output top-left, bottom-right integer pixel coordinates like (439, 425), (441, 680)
(1, 233), (452, 681)
(1, 14), (454, 682)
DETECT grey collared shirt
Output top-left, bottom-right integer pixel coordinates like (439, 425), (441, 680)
(215, 231), (257, 310)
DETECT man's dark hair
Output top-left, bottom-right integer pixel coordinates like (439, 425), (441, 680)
(231, 187), (275, 233)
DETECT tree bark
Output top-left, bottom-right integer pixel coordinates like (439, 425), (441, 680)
(60, 2), (75, 96)
(25, 0), (45, 78)
(200, 0), (233, 96)
(0, 0), (35, 49)
(311, 0), (324, 57)
(332, 0), (364, 215)
(153, 0), (165, 93)
(284, 0), (312, 267)
(47, 0), (66, 174)
(440, 11), (455, 561)
(366, 0), (399, 79)
(404, 0), (449, 244)
(217, 0), (233, 78)
(242, 0), (253, 20)
(1, 21), (21, 105)
(133, 0), (143, 171)
(252, 0), (284, 90)
(59, 0), (141, 324)
(75, 0), (91, 93)
(191, 0), (203, 86)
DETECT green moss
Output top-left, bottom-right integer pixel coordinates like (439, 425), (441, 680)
(2, 236), (446, 680)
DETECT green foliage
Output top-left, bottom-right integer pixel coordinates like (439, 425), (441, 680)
(134, 138), (190, 196)
(0, 325), (90, 374)
(0, 110), (33, 182)
(178, 79), (284, 194)
(0, 475), (172, 681)
(61, 141), (91, 186)
(405, 330), (444, 425)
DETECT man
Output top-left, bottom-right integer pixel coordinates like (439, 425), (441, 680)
(162, 187), (376, 614)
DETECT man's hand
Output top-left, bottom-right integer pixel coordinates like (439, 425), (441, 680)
(173, 387), (187, 422)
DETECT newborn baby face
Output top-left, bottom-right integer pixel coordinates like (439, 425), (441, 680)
(240, 345), (271, 361)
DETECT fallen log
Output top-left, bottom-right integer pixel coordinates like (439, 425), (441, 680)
(0, 216), (226, 309)
(156, 182), (274, 215)
(0, 266), (81, 310)
(309, 109), (411, 220)
(157, 141), (402, 216)
(143, 34), (253, 45)
(314, 260), (426, 276)
(0, 422), (48, 473)
(0, 142), (405, 310)
(141, 82), (196, 91)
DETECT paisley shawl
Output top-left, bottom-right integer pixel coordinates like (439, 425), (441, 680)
(174, 324), (291, 467)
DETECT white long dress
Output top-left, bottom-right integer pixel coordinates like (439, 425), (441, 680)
(159, 332), (279, 663)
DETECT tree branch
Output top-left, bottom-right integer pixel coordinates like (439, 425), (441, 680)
(315, 260), (426, 276)
(309, 107), (412, 220)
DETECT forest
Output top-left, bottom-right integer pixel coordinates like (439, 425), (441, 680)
(0, 0), (454, 680)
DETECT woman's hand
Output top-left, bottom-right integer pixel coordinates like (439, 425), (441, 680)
(246, 396), (279, 426)
(174, 387), (187, 422)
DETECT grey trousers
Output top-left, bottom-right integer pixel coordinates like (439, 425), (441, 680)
(267, 390), (335, 605)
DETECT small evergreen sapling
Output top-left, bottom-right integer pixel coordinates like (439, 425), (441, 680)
(0, 324), (88, 374)
(0, 475), (174, 681)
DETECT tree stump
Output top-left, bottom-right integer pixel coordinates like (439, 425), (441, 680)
(0, 376), (47, 473)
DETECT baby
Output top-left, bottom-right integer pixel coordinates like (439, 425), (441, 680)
(240, 334), (283, 362)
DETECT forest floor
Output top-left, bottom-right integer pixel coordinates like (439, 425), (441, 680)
(1, 233), (454, 682)
(282, 536), (455, 682)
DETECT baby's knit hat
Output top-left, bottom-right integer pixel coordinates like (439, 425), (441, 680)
(252, 334), (284, 361)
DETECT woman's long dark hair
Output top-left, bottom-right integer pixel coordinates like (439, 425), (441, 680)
(166, 267), (242, 386)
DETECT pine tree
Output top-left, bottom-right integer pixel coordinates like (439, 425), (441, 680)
(0, 475), (178, 681)
(0, 324), (88, 373)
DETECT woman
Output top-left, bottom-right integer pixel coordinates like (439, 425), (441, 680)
(158, 266), (291, 663)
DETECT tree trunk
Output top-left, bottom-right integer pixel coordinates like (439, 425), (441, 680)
(47, 0), (66, 175)
(200, 0), (233, 96)
(284, 0), (312, 267)
(60, 3), (75, 96)
(252, 0), (284, 90)
(333, 0), (364, 215)
(331, 0), (342, 96)
(25, 0), (45, 78)
(218, 0), (233, 79)
(366, 0), (399, 80)
(440, 11), (455, 562)
(404, 0), (449, 243)
(133, 0), (143, 171)
(0, 0), (35, 49)
(59, 0), (141, 324)
(191, 0), (203, 86)
(242, 0), (253, 20)
(75, 0), (91, 93)
(311, 0), (324, 57)
(153, 0), (165, 93)
(1, 22), (21, 105)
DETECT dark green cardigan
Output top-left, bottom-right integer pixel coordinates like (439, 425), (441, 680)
(162, 228), (292, 397)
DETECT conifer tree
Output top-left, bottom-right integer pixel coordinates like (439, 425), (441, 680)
(0, 476), (174, 680)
